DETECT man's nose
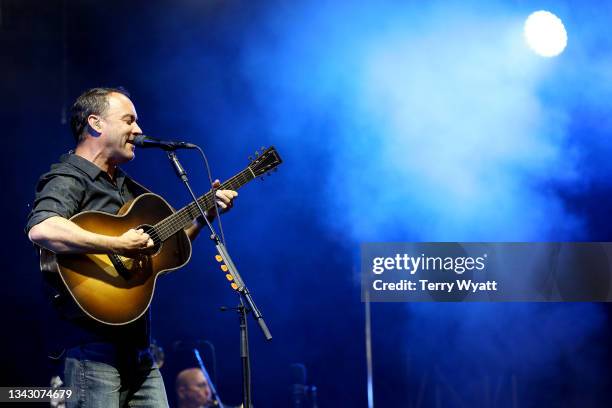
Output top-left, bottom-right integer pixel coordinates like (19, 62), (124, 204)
(133, 123), (143, 134)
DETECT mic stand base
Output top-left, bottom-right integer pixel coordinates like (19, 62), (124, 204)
(238, 300), (251, 408)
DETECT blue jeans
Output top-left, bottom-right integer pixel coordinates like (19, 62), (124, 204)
(63, 343), (169, 408)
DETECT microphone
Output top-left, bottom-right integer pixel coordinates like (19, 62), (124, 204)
(131, 135), (197, 150)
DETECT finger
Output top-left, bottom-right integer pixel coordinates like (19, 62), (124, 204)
(221, 190), (238, 200)
(136, 229), (144, 234)
(142, 233), (150, 240)
(216, 200), (228, 209)
(147, 238), (154, 247)
(215, 191), (231, 204)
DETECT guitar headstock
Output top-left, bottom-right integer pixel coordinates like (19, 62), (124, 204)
(248, 146), (282, 178)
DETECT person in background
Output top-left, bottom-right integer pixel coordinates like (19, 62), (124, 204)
(175, 368), (214, 408)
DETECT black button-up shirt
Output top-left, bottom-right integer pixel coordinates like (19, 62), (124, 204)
(26, 153), (152, 353)
(26, 153), (149, 232)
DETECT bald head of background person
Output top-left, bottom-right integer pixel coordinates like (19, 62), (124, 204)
(176, 367), (214, 408)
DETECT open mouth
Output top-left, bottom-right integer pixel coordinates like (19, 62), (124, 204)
(125, 138), (136, 151)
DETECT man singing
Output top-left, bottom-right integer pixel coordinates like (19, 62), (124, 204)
(26, 87), (237, 407)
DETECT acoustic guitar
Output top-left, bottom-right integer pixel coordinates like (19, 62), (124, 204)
(39, 147), (282, 325)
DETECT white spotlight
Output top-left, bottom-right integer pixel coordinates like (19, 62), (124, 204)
(523, 10), (567, 57)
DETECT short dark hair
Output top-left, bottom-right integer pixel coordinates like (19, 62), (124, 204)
(70, 87), (130, 143)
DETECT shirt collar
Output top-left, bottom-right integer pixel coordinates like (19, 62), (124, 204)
(60, 152), (127, 187)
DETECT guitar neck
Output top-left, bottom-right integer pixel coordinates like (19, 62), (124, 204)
(153, 167), (256, 241)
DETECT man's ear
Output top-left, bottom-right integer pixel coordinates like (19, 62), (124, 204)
(86, 115), (102, 137)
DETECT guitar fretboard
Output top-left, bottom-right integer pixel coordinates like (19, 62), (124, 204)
(153, 167), (255, 241)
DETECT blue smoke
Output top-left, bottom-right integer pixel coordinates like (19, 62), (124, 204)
(235, 0), (612, 404)
(241, 0), (591, 242)
(104, 0), (612, 403)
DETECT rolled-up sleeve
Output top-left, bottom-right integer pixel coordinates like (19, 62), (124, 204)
(25, 173), (85, 234)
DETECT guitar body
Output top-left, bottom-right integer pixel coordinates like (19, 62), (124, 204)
(37, 146), (282, 326)
(40, 193), (192, 325)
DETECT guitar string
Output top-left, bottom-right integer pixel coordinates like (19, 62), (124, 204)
(152, 170), (250, 241)
(150, 176), (244, 245)
(152, 173), (251, 244)
(145, 189), (218, 246)
(154, 170), (247, 238)
(150, 155), (276, 244)
(144, 170), (253, 246)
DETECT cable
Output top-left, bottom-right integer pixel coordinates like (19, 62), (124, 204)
(195, 145), (227, 246)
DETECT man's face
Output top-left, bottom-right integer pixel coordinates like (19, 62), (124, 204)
(94, 92), (143, 164)
(182, 370), (212, 407)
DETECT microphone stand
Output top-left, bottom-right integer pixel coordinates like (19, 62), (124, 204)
(167, 151), (272, 408)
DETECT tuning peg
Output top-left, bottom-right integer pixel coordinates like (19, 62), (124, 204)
(225, 273), (233, 281)
(231, 283), (238, 290)
(255, 151), (260, 157)
(248, 156), (253, 162)
(215, 255), (223, 262)
(221, 264), (228, 272)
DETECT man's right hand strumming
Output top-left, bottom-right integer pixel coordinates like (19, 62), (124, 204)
(29, 216), (155, 256)
(113, 228), (155, 256)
